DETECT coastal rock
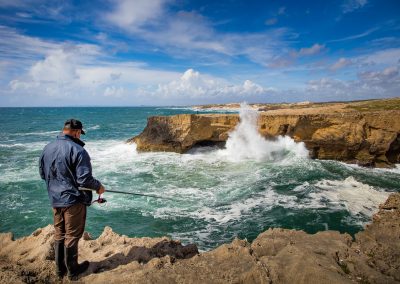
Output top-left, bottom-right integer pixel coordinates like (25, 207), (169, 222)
(1, 193), (399, 283)
(129, 114), (238, 153)
(130, 110), (400, 167)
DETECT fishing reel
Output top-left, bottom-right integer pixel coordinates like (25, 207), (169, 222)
(97, 197), (107, 204)
(92, 195), (107, 204)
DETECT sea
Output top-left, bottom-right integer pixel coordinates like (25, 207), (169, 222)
(0, 106), (399, 251)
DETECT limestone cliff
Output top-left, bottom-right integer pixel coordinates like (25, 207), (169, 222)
(130, 110), (400, 167)
(1, 193), (399, 283)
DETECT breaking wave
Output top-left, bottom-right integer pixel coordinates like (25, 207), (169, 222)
(218, 103), (308, 162)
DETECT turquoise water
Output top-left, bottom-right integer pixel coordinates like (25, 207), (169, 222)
(0, 107), (399, 251)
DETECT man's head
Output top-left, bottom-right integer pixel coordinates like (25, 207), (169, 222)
(63, 119), (85, 139)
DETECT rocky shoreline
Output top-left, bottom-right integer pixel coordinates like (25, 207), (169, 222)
(130, 98), (400, 168)
(1, 193), (399, 283)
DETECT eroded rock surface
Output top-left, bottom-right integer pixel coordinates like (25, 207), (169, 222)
(1, 193), (399, 283)
(130, 110), (400, 167)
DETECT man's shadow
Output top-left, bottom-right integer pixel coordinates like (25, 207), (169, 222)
(84, 240), (199, 276)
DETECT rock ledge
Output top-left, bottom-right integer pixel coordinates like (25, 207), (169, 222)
(1, 193), (399, 283)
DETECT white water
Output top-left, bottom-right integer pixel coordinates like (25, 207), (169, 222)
(312, 176), (390, 216)
(218, 103), (308, 162)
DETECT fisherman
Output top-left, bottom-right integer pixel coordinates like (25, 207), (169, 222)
(39, 119), (105, 280)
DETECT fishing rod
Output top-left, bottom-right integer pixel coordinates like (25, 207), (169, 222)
(79, 187), (176, 204)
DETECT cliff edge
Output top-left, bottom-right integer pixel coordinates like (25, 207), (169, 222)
(130, 99), (400, 167)
(1, 193), (399, 283)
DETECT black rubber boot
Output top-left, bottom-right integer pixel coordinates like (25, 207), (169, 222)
(64, 245), (89, 281)
(54, 240), (67, 279)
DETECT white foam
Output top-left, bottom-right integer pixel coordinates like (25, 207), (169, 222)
(308, 176), (390, 216)
(87, 125), (100, 130)
(0, 143), (26, 148)
(373, 164), (400, 174)
(85, 140), (138, 173)
(13, 130), (60, 136)
(0, 141), (46, 151)
(151, 185), (298, 225)
(217, 103), (308, 162)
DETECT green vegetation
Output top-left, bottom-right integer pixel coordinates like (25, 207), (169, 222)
(346, 98), (400, 112)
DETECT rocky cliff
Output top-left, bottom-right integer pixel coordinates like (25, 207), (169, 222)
(1, 193), (399, 283)
(130, 110), (400, 167)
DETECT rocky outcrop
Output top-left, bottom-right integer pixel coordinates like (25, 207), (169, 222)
(1, 193), (399, 283)
(130, 110), (400, 167)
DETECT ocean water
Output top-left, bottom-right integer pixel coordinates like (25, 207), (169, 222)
(0, 106), (399, 251)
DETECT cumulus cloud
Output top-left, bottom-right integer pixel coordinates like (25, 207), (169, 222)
(142, 69), (273, 102)
(6, 36), (181, 104)
(4, 28), (280, 105)
(9, 47), (94, 96)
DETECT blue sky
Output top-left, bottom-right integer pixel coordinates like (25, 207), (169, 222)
(0, 0), (399, 106)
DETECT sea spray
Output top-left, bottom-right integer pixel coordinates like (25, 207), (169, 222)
(219, 102), (308, 162)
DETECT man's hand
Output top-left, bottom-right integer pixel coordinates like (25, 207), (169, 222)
(96, 185), (105, 195)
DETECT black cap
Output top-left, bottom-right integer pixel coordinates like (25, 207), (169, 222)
(64, 119), (86, 135)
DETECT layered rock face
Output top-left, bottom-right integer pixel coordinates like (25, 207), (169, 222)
(1, 193), (399, 283)
(130, 111), (400, 167)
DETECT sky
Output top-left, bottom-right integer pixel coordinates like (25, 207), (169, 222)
(0, 0), (399, 106)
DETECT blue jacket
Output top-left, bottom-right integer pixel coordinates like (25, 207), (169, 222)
(39, 134), (101, 207)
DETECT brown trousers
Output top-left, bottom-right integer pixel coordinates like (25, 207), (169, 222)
(53, 203), (87, 248)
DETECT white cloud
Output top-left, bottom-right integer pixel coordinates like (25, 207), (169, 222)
(104, 86), (125, 97)
(0, 25), (61, 63)
(103, 3), (293, 67)
(305, 66), (400, 101)
(342, 0), (368, 13)
(361, 48), (400, 66)
(328, 27), (378, 43)
(358, 66), (399, 82)
(296, 43), (325, 56)
(29, 49), (78, 83)
(330, 58), (353, 70)
(146, 69), (273, 100)
(105, 0), (166, 30)
(7, 42), (181, 101)
(324, 48), (400, 73)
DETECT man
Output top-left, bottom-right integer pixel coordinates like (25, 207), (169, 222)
(39, 119), (105, 280)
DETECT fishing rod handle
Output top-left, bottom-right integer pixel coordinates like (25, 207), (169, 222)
(79, 187), (96, 191)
